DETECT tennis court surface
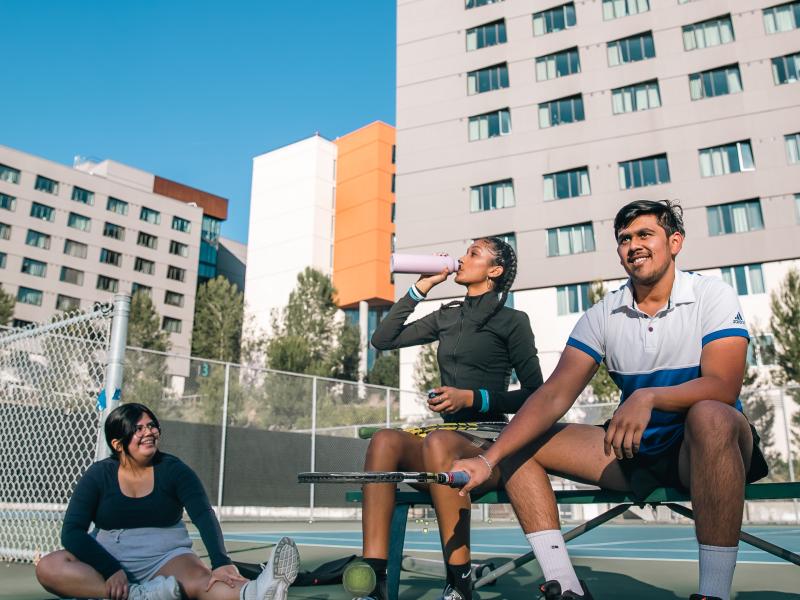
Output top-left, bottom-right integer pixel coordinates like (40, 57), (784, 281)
(4, 520), (798, 599)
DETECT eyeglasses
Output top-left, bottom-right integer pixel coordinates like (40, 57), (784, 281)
(134, 422), (160, 436)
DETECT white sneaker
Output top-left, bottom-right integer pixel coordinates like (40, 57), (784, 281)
(253, 537), (300, 600)
(128, 575), (181, 600)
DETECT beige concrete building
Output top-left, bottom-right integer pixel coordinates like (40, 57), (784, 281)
(0, 145), (229, 356)
(395, 0), (800, 389)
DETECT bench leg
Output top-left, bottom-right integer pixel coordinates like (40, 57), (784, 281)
(663, 502), (800, 567)
(388, 502), (410, 600)
(474, 502), (632, 589)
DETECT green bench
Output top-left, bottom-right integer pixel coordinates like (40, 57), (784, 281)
(346, 482), (800, 600)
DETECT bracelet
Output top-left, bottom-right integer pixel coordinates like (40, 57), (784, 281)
(477, 454), (494, 474)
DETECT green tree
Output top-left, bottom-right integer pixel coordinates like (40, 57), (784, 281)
(328, 321), (361, 381)
(123, 292), (171, 416)
(0, 285), (14, 326)
(191, 276), (244, 363)
(367, 350), (399, 388)
(414, 342), (440, 394)
(586, 282), (618, 419)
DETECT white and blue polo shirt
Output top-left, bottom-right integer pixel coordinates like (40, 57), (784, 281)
(567, 269), (750, 455)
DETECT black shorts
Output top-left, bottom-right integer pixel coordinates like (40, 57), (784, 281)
(599, 420), (769, 500)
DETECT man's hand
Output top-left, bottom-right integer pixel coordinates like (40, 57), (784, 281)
(206, 564), (248, 591)
(428, 387), (472, 414)
(604, 390), (654, 459)
(452, 456), (493, 497)
(105, 569), (129, 600)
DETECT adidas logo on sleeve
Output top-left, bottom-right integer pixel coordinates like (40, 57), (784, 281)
(733, 312), (745, 325)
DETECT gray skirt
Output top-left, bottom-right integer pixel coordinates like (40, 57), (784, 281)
(95, 521), (194, 583)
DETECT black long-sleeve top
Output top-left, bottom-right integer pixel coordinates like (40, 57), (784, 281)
(372, 289), (543, 422)
(61, 453), (231, 579)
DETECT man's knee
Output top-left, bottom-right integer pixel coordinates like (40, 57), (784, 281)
(685, 400), (741, 447)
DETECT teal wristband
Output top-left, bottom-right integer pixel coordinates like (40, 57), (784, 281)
(408, 286), (425, 301)
(479, 389), (490, 413)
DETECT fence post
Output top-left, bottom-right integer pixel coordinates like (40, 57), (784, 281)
(385, 387), (391, 428)
(310, 376), (318, 523)
(96, 294), (131, 461)
(216, 363), (231, 518)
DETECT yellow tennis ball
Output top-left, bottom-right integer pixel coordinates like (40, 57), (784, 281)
(342, 561), (377, 595)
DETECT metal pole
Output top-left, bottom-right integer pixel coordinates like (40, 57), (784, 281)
(96, 294), (130, 461)
(216, 363), (231, 517)
(310, 377), (318, 523)
(385, 387), (391, 428)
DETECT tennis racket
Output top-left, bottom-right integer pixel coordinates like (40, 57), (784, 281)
(297, 470), (470, 487)
(357, 421), (506, 440)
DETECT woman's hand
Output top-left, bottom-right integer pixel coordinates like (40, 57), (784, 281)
(427, 387), (473, 414)
(105, 569), (129, 600)
(415, 261), (452, 295)
(206, 564), (248, 591)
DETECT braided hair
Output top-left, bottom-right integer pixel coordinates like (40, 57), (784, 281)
(476, 237), (518, 330)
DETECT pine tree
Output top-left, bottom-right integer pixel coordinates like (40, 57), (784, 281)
(123, 292), (170, 416)
(0, 285), (14, 326)
(367, 350), (399, 388)
(191, 276), (244, 363)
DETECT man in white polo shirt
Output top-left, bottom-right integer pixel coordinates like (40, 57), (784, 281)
(455, 200), (768, 600)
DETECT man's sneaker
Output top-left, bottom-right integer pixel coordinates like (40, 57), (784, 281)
(253, 537), (300, 600)
(538, 580), (594, 600)
(128, 575), (181, 600)
(689, 596), (723, 600)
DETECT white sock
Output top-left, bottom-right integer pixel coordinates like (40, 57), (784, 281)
(526, 530), (582, 595)
(698, 544), (737, 600)
(240, 581), (255, 600)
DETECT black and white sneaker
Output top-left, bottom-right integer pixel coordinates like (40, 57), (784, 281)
(538, 580), (594, 600)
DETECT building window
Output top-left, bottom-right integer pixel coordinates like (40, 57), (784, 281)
(488, 232), (517, 252)
(0, 252), (5, 268)
(12, 319), (33, 328)
(17, 286), (43, 306)
(612, 79), (661, 113)
(67, 212), (91, 232)
(772, 52), (800, 84)
(689, 64), (742, 100)
(533, 3), (576, 36)
(748, 334), (777, 367)
(721, 263), (765, 295)
(167, 265), (186, 282)
(391, 203), (396, 223)
(468, 108), (511, 141)
(0, 222), (10, 240)
(391, 144), (396, 164)
(764, 1), (800, 34)
(467, 63), (509, 95)
(140, 206), (161, 225)
(137, 231), (158, 249)
(25, 229), (51, 250)
(544, 167), (591, 201)
(699, 140), (755, 177)
(107, 196), (129, 215)
(63, 239), (88, 258)
(171, 216), (191, 233)
(131, 283), (152, 297)
(101, 222), (124, 241)
(539, 94), (584, 128)
(0, 164), (20, 184)
(786, 132), (800, 163)
(21, 257), (47, 278)
(99, 248), (122, 267)
(470, 179), (515, 212)
(607, 31), (655, 66)
(60, 266), (85, 286)
(536, 47), (580, 81)
(96, 275), (119, 292)
(707, 199), (764, 236)
(162, 317), (182, 334)
(71, 186), (94, 205)
(557, 283), (592, 315)
(547, 223), (596, 256)
(466, 0), (503, 7)
(30, 202), (55, 222)
(56, 294), (80, 312)
(169, 240), (189, 257)
(618, 154), (671, 189)
(0, 193), (16, 211)
(603, 0), (649, 20)
(164, 291), (185, 307)
(796, 193), (800, 222)
(467, 19), (506, 51)
(682, 15), (735, 50)
(134, 256), (155, 274)
(34, 175), (59, 195)
(391, 173), (396, 193)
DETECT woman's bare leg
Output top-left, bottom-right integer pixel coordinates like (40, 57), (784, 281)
(155, 553), (244, 600)
(35, 550), (108, 599)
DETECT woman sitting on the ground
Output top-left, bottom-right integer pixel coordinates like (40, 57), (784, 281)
(35, 402), (300, 600)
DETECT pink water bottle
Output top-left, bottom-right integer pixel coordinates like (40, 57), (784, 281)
(390, 253), (458, 274)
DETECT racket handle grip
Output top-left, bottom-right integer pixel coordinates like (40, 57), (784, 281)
(443, 471), (470, 487)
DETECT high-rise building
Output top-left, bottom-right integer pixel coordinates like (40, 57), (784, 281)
(0, 145), (229, 356)
(395, 0), (800, 388)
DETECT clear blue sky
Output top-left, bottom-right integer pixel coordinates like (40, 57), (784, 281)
(2, 1), (396, 244)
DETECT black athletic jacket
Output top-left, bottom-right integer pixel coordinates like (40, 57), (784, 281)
(372, 289), (543, 422)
